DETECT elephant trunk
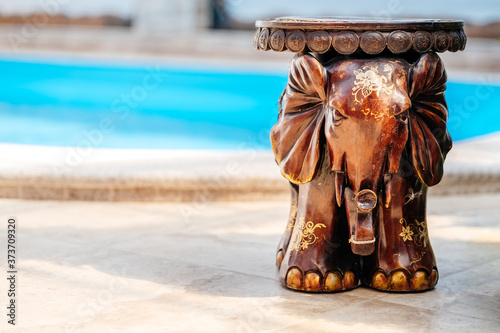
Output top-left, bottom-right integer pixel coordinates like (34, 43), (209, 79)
(344, 187), (378, 256)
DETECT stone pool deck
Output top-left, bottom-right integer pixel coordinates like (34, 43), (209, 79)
(0, 192), (499, 332)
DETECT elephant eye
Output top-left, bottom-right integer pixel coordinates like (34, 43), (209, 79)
(394, 111), (408, 123)
(332, 109), (346, 125)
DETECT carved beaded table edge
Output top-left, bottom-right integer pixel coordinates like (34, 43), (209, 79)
(254, 17), (466, 293)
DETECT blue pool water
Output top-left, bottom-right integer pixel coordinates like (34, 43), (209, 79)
(1, 58), (499, 149)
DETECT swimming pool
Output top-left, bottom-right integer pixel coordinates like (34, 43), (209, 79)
(1, 57), (499, 149)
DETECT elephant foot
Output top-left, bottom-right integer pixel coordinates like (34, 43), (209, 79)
(277, 230), (359, 292)
(369, 268), (438, 292)
(283, 267), (359, 292)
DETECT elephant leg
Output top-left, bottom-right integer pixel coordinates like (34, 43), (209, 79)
(278, 165), (360, 292)
(276, 183), (299, 270)
(364, 174), (438, 292)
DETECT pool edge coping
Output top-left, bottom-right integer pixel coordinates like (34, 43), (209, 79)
(0, 132), (499, 201)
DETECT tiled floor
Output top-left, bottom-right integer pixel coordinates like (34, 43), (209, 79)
(0, 193), (499, 332)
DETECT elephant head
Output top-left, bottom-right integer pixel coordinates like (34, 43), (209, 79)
(271, 52), (451, 256)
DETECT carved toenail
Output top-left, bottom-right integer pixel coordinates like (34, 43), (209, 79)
(389, 271), (410, 291)
(325, 271), (342, 291)
(276, 251), (284, 269)
(411, 270), (429, 291)
(371, 271), (389, 290)
(304, 271), (322, 292)
(429, 269), (439, 288)
(343, 271), (358, 289)
(286, 267), (303, 290)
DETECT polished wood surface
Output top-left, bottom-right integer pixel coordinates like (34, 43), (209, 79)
(254, 17), (466, 55)
(256, 17), (464, 30)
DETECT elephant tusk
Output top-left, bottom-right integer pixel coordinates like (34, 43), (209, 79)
(384, 174), (394, 208)
(335, 171), (345, 207)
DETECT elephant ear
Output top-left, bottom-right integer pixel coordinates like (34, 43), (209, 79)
(408, 52), (452, 186)
(270, 54), (327, 184)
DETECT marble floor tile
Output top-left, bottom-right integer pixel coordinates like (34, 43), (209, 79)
(275, 298), (500, 333)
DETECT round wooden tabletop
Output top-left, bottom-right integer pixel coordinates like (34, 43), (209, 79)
(254, 17), (466, 55)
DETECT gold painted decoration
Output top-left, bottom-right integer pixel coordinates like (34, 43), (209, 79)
(410, 251), (427, 265)
(404, 188), (423, 205)
(399, 218), (414, 242)
(414, 220), (429, 247)
(399, 218), (429, 247)
(352, 65), (395, 105)
(290, 217), (326, 251)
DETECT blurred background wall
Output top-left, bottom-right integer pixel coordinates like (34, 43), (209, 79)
(0, 0), (498, 73)
(0, 0), (499, 37)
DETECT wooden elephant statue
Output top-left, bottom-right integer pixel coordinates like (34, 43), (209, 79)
(273, 52), (451, 292)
